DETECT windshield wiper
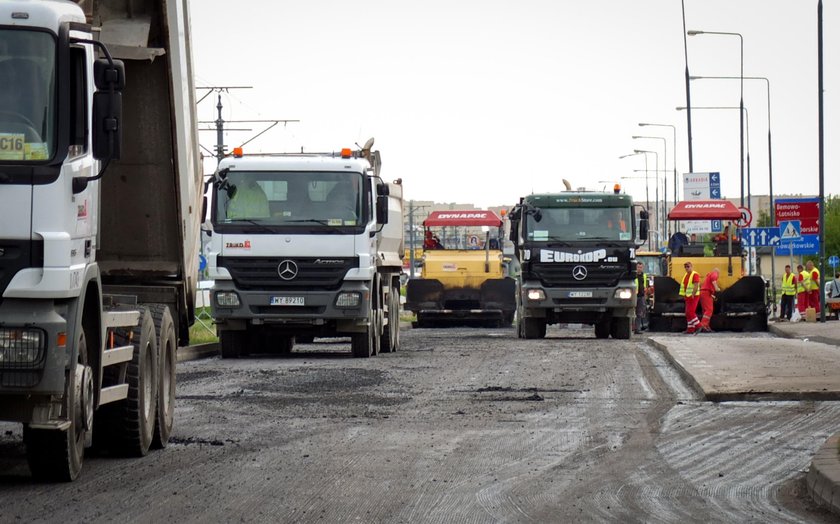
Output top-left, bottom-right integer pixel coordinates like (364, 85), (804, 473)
(227, 219), (277, 233)
(285, 219), (332, 226)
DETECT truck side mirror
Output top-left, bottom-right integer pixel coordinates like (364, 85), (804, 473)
(376, 183), (390, 196)
(376, 195), (389, 225)
(91, 58), (125, 161)
(638, 211), (649, 242)
(92, 91), (122, 160)
(508, 219), (519, 244)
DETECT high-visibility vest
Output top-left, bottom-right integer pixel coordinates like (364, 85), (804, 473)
(781, 273), (797, 296)
(798, 271), (811, 294)
(808, 268), (821, 291)
(637, 272), (648, 294)
(679, 271), (699, 296)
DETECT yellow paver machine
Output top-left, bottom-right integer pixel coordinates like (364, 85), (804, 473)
(405, 211), (515, 327)
(648, 200), (770, 332)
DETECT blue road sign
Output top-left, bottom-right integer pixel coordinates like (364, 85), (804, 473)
(829, 255), (840, 267)
(742, 227), (781, 247)
(775, 234), (820, 256)
(711, 219), (722, 232)
(778, 220), (802, 241)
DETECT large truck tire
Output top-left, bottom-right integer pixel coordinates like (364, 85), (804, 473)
(520, 317), (546, 339)
(277, 335), (295, 354)
(380, 279), (400, 353)
(220, 330), (246, 359)
(148, 304), (176, 449)
(352, 307), (380, 358)
(24, 330), (91, 482)
(611, 317), (632, 340)
(594, 319), (610, 339)
(96, 307), (158, 457)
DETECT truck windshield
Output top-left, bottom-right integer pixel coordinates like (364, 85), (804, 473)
(0, 29), (55, 162)
(526, 207), (633, 241)
(215, 171), (365, 227)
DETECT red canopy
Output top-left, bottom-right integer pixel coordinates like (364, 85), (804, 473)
(667, 200), (742, 220)
(423, 210), (503, 227)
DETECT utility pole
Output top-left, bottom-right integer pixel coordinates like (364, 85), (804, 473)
(196, 86), (299, 165)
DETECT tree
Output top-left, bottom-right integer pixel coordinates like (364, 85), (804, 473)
(757, 209), (773, 227)
(825, 195), (840, 265)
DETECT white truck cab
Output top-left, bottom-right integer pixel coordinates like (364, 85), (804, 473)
(207, 145), (404, 358)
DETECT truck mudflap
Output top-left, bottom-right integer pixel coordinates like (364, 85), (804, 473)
(649, 276), (768, 332)
(406, 278), (516, 327)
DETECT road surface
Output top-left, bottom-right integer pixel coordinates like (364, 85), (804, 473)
(1, 326), (837, 522)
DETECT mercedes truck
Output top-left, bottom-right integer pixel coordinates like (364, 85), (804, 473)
(207, 141), (404, 358)
(0, 0), (202, 480)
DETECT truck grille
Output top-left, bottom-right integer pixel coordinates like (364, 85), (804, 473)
(217, 256), (357, 291)
(530, 263), (628, 288)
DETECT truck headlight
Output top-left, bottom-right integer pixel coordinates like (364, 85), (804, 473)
(215, 291), (241, 307)
(335, 292), (361, 308)
(527, 289), (546, 301)
(614, 288), (634, 300)
(0, 328), (46, 367)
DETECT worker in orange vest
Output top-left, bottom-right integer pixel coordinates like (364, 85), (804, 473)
(698, 268), (721, 333)
(679, 261), (701, 334)
(796, 264), (810, 317)
(806, 260), (821, 313)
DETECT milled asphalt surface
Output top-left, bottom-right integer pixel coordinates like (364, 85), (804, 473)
(648, 318), (840, 516)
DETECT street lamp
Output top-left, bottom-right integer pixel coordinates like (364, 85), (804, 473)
(688, 30), (745, 208)
(619, 152), (653, 249)
(634, 149), (660, 250)
(677, 105), (755, 274)
(690, 75), (777, 295)
(633, 136), (668, 239)
(675, 105), (751, 210)
(639, 123), (679, 208)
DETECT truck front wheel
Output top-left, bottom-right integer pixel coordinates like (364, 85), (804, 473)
(24, 330), (90, 482)
(220, 330), (246, 359)
(520, 317), (546, 339)
(610, 317), (632, 340)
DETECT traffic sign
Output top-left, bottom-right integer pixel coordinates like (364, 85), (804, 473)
(682, 172), (722, 233)
(735, 206), (752, 228)
(775, 198), (820, 235)
(779, 220), (802, 241)
(829, 255), (840, 267)
(741, 227), (781, 247)
(774, 234), (820, 256)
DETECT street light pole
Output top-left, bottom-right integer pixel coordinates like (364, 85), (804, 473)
(675, 105), (751, 210)
(680, 0), (694, 172)
(619, 152), (651, 248)
(633, 136), (668, 239)
(635, 149), (660, 250)
(688, 30), (745, 208)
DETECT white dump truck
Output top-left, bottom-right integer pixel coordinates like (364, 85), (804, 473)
(207, 141), (404, 358)
(0, 0), (202, 480)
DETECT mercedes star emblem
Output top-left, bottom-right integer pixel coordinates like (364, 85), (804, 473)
(277, 260), (299, 280)
(572, 265), (588, 281)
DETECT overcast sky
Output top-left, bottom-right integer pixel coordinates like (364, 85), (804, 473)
(188, 0), (838, 210)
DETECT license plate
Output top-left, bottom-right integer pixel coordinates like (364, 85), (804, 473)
(568, 291), (593, 298)
(270, 296), (304, 306)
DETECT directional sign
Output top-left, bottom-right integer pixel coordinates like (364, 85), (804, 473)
(774, 234), (820, 256)
(778, 220), (802, 241)
(829, 255), (840, 267)
(741, 227), (781, 247)
(735, 206), (752, 228)
(775, 198), (820, 235)
(682, 172), (722, 233)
